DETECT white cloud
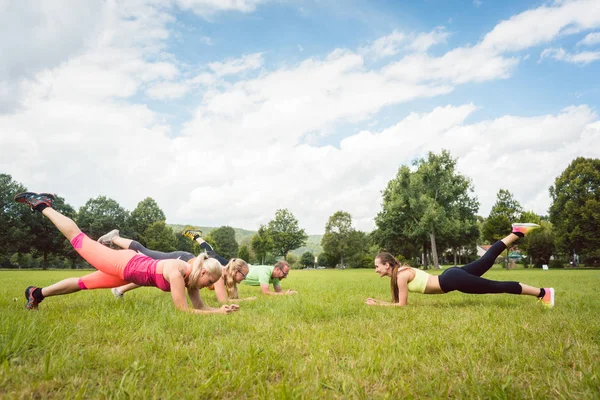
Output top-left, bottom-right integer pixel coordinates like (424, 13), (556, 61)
(208, 53), (264, 77)
(540, 47), (600, 63)
(577, 31), (600, 46)
(174, 0), (266, 17)
(479, 0), (600, 53)
(146, 81), (191, 99)
(407, 27), (449, 52)
(199, 36), (214, 46)
(360, 30), (406, 59)
(1, 0), (600, 237)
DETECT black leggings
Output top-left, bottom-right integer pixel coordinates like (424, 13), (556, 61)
(438, 241), (522, 295)
(128, 241), (229, 266)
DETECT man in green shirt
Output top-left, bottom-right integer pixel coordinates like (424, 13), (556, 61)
(242, 261), (297, 295)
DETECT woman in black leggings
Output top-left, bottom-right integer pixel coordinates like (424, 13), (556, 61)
(366, 223), (555, 307)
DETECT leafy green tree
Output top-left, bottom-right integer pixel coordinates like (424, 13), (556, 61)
(549, 157), (600, 265)
(77, 196), (130, 240)
(238, 244), (251, 262)
(130, 197), (166, 242)
(321, 211), (354, 267)
(251, 225), (273, 265)
(482, 189), (523, 243)
(344, 230), (371, 268)
(206, 226), (238, 260)
(0, 174), (30, 262)
(267, 209), (308, 260)
(526, 221), (556, 267)
(300, 251), (314, 268)
(481, 189), (523, 268)
(375, 150), (479, 269)
(286, 253), (299, 269)
(144, 221), (177, 253)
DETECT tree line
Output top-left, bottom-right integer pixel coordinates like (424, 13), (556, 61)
(1, 153), (598, 270)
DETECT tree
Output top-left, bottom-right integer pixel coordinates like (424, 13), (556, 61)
(130, 197), (166, 242)
(375, 150), (479, 269)
(526, 221), (556, 267)
(482, 189), (523, 243)
(549, 157), (600, 265)
(76, 196), (130, 241)
(144, 221), (177, 253)
(0, 174), (30, 260)
(238, 244), (251, 262)
(321, 211), (354, 267)
(300, 251), (314, 268)
(206, 226), (238, 260)
(251, 225), (272, 265)
(267, 209), (308, 260)
(481, 189), (523, 268)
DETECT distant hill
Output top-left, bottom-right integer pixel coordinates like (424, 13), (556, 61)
(168, 224), (323, 257)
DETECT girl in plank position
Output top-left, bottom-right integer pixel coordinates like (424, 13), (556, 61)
(366, 224), (555, 307)
(97, 228), (254, 303)
(15, 192), (238, 314)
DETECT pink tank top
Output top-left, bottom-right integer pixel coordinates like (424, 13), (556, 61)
(123, 255), (192, 292)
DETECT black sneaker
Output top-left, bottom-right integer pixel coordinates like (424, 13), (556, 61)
(14, 192), (55, 212)
(24, 286), (41, 310)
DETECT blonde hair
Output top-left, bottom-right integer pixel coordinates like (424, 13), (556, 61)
(375, 252), (401, 303)
(187, 254), (223, 289)
(224, 258), (249, 299)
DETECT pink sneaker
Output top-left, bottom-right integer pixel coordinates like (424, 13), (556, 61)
(512, 223), (540, 236)
(540, 288), (555, 308)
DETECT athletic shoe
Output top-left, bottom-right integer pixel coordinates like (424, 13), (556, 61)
(97, 229), (120, 245)
(24, 286), (40, 310)
(111, 287), (124, 299)
(182, 228), (202, 241)
(14, 192), (55, 212)
(512, 223), (540, 236)
(539, 288), (555, 308)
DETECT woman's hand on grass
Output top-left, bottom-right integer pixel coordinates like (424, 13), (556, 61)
(365, 298), (378, 306)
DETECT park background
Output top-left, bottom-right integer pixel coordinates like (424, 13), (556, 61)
(2, 0), (600, 398)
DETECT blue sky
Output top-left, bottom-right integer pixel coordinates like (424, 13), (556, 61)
(1, 0), (599, 233)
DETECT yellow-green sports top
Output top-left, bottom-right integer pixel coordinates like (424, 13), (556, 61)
(398, 267), (429, 294)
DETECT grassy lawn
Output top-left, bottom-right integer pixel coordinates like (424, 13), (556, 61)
(1, 268), (599, 399)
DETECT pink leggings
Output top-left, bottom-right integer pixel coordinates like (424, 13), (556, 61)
(71, 232), (136, 290)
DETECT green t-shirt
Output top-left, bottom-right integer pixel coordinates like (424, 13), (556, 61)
(242, 265), (281, 287)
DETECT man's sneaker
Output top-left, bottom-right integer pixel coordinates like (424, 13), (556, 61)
(24, 286), (41, 310)
(97, 229), (120, 245)
(512, 223), (541, 236)
(182, 228), (202, 241)
(111, 287), (124, 299)
(540, 288), (555, 308)
(14, 192), (55, 212)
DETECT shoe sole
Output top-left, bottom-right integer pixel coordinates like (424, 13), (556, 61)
(97, 229), (119, 244)
(548, 288), (555, 307)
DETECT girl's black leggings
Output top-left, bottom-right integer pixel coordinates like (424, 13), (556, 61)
(438, 241), (522, 295)
(128, 241), (229, 266)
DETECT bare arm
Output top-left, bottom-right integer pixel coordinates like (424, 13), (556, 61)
(212, 277), (228, 303)
(165, 260), (234, 314)
(187, 287), (237, 314)
(260, 284), (297, 295)
(366, 271), (410, 307)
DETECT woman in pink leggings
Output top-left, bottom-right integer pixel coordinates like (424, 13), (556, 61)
(15, 192), (238, 315)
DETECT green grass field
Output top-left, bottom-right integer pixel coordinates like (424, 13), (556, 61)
(1, 268), (599, 399)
